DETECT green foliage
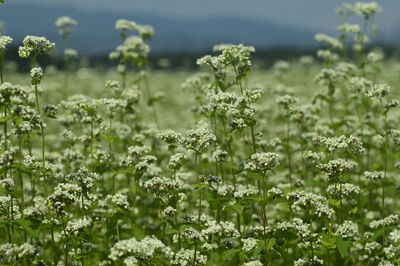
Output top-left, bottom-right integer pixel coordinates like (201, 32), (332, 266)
(1, 2), (400, 266)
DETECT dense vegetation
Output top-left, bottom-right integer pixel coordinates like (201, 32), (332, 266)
(1, 1), (400, 265)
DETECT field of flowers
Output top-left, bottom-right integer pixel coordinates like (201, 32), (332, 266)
(1, 1), (400, 265)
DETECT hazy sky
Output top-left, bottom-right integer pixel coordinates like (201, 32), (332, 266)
(8, 0), (400, 33)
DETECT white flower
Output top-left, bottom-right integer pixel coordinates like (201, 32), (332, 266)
(244, 152), (280, 173)
(64, 48), (78, 58)
(62, 217), (92, 237)
(55, 16), (77, 28)
(18, 35), (55, 58)
(242, 238), (258, 252)
(0, 35), (12, 54)
(30, 67), (43, 85)
(171, 248), (207, 265)
(335, 220), (358, 239)
(109, 236), (173, 262)
(315, 33), (343, 49)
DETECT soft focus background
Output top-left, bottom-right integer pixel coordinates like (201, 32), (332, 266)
(2, 2), (400, 265)
(1, 0), (400, 57)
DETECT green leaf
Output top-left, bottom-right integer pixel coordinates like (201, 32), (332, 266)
(328, 198), (340, 207)
(258, 198), (269, 206)
(0, 188), (22, 198)
(46, 114), (58, 119)
(102, 133), (114, 142)
(240, 197), (261, 205)
(221, 162), (238, 171)
(0, 116), (13, 122)
(221, 249), (239, 264)
(275, 230), (298, 240)
(217, 81), (226, 91)
(14, 218), (39, 238)
(273, 245), (295, 262)
(348, 207), (358, 215)
(194, 183), (209, 190)
(266, 238), (276, 250)
(247, 172), (263, 180)
(9, 190), (22, 198)
(336, 236), (350, 258)
(224, 204), (245, 214)
(166, 228), (178, 235)
(208, 252), (222, 265)
(320, 233), (336, 249)
(231, 204), (245, 214)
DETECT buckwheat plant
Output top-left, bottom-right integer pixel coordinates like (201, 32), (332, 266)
(0, 35), (12, 83)
(0, 1), (400, 265)
(55, 16), (78, 87)
(18, 36), (55, 179)
(244, 152), (279, 264)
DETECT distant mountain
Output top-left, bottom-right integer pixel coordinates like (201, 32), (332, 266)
(0, 3), (321, 55)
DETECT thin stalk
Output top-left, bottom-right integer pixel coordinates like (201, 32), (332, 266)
(286, 114), (293, 191)
(195, 153), (202, 229)
(18, 138), (24, 209)
(250, 125), (257, 154)
(339, 182), (343, 224)
(310, 239), (315, 265)
(161, 209), (166, 243)
(121, 65), (127, 90)
(9, 195), (14, 243)
(116, 219), (120, 241)
(1, 61), (6, 159)
(109, 118), (113, 153)
(227, 141), (237, 187)
(3, 107), (8, 178)
(80, 240), (84, 266)
(34, 83), (47, 193)
(193, 153), (201, 266)
(90, 117), (94, 162)
(261, 174), (269, 266)
(0, 60), (3, 83)
(63, 37), (69, 90)
(173, 170), (182, 248)
(144, 74), (160, 128)
(133, 178), (139, 212)
(18, 137), (27, 241)
(3, 108), (7, 149)
(109, 118), (114, 193)
(382, 107), (388, 245)
(62, 217), (68, 266)
(0, 59), (7, 180)
(51, 228), (56, 264)
(26, 135), (36, 201)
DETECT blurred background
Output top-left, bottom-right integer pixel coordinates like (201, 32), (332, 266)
(1, 0), (400, 69)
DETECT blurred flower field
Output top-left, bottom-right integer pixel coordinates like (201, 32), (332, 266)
(1, 1), (400, 266)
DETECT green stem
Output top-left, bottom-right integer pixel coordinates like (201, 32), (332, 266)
(90, 117), (94, 162)
(18, 137), (27, 242)
(173, 170), (182, 249)
(261, 174), (269, 266)
(3, 106), (8, 179)
(116, 219), (120, 241)
(250, 125), (257, 154)
(34, 83), (47, 193)
(0, 60), (3, 83)
(62, 217), (68, 266)
(9, 195), (14, 243)
(339, 182), (343, 224)
(286, 114), (292, 191)
(144, 74), (160, 128)
(109, 118), (114, 193)
(193, 153), (201, 266)
(382, 108), (388, 245)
